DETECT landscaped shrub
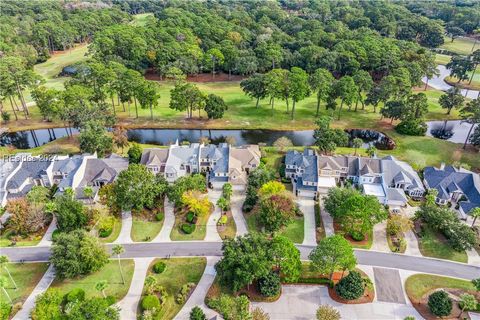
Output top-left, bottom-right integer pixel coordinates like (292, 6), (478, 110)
(189, 306), (206, 320)
(181, 223), (196, 234)
(186, 212), (195, 223)
(105, 295), (116, 306)
(257, 272), (281, 297)
(218, 215), (228, 225)
(51, 229), (61, 242)
(153, 261), (167, 274)
(0, 301), (11, 320)
(98, 216), (115, 238)
(176, 283), (196, 304)
(65, 288), (86, 303)
(141, 295), (161, 311)
(335, 271), (365, 300)
(428, 290), (452, 317)
(207, 294), (250, 320)
(350, 231), (365, 241)
(155, 212), (164, 221)
(395, 119), (427, 136)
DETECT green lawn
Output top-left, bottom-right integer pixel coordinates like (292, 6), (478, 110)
(131, 216), (163, 242)
(434, 53), (451, 65)
(170, 210), (210, 241)
(131, 13), (154, 26)
(50, 259), (135, 301)
(417, 225), (467, 263)
(142, 258), (206, 319)
(445, 68), (480, 91)
(440, 36), (478, 55)
(0, 262), (49, 310)
(98, 217), (122, 243)
(405, 274), (476, 301)
(245, 212), (304, 244)
(0, 229), (44, 247)
(217, 213), (237, 240)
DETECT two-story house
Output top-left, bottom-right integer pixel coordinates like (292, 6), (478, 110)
(285, 149), (326, 199)
(424, 164), (480, 220)
(140, 148), (169, 175)
(164, 143), (200, 183)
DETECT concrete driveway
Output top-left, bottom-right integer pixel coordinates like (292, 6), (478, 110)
(253, 284), (421, 320)
(373, 268), (406, 304)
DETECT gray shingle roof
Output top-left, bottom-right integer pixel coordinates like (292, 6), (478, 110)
(6, 159), (51, 190)
(424, 165), (480, 214)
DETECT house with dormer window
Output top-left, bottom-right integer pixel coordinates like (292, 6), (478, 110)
(140, 148), (169, 175)
(424, 164), (480, 220)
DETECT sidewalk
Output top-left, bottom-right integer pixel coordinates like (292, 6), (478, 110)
(174, 257), (220, 320)
(296, 199), (316, 246)
(13, 265), (56, 320)
(37, 217), (57, 247)
(205, 190), (221, 241)
(113, 211), (132, 244)
(153, 198), (174, 242)
(116, 258), (154, 320)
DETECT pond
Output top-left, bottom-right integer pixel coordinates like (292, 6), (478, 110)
(0, 127), (396, 150)
(426, 120), (478, 144)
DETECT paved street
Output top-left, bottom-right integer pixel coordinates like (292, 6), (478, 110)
(4, 242), (479, 280)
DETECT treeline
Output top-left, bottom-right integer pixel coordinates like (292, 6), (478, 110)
(90, 0), (443, 78)
(402, 0), (480, 35)
(0, 0), (130, 65)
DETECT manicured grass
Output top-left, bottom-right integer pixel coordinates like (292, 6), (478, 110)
(279, 216), (304, 244)
(440, 36), (478, 55)
(98, 217), (122, 243)
(50, 259), (135, 301)
(445, 70), (480, 91)
(142, 258), (206, 319)
(405, 274), (476, 301)
(131, 216), (163, 242)
(170, 210), (210, 241)
(0, 226), (48, 247)
(245, 211), (304, 244)
(0, 262), (49, 309)
(131, 13), (154, 26)
(434, 53), (451, 65)
(417, 225), (467, 263)
(217, 212), (237, 239)
(34, 44), (89, 89)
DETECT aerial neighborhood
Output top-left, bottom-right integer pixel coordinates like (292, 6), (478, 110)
(1, 1), (480, 320)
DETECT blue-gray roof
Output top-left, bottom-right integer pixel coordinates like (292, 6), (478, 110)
(7, 159), (51, 189)
(424, 165), (480, 214)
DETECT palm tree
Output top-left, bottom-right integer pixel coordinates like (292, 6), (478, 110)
(64, 187), (74, 199)
(144, 275), (158, 295)
(470, 207), (480, 227)
(0, 276), (12, 304)
(112, 244), (125, 285)
(352, 138), (363, 156)
(83, 186), (94, 204)
(366, 145), (377, 158)
(216, 197), (229, 214)
(95, 280), (109, 298)
(0, 256), (17, 290)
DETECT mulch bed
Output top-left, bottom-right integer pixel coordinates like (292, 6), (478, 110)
(145, 70), (245, 82)
(410, 288), (480, 320)
(327, 269), (375, 305)
(328, 285), (375, 305)
(333, 221), (370, 246)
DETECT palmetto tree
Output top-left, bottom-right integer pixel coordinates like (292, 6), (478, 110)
(112, 244), (125, 285)
(95, 280), (109, 298)
(0, 276), (12, 304)
(0, 256), (17, 290)
(470, 207), (480, 227)
(352, 138), (363, 156)
(83, 186), (94, 204)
